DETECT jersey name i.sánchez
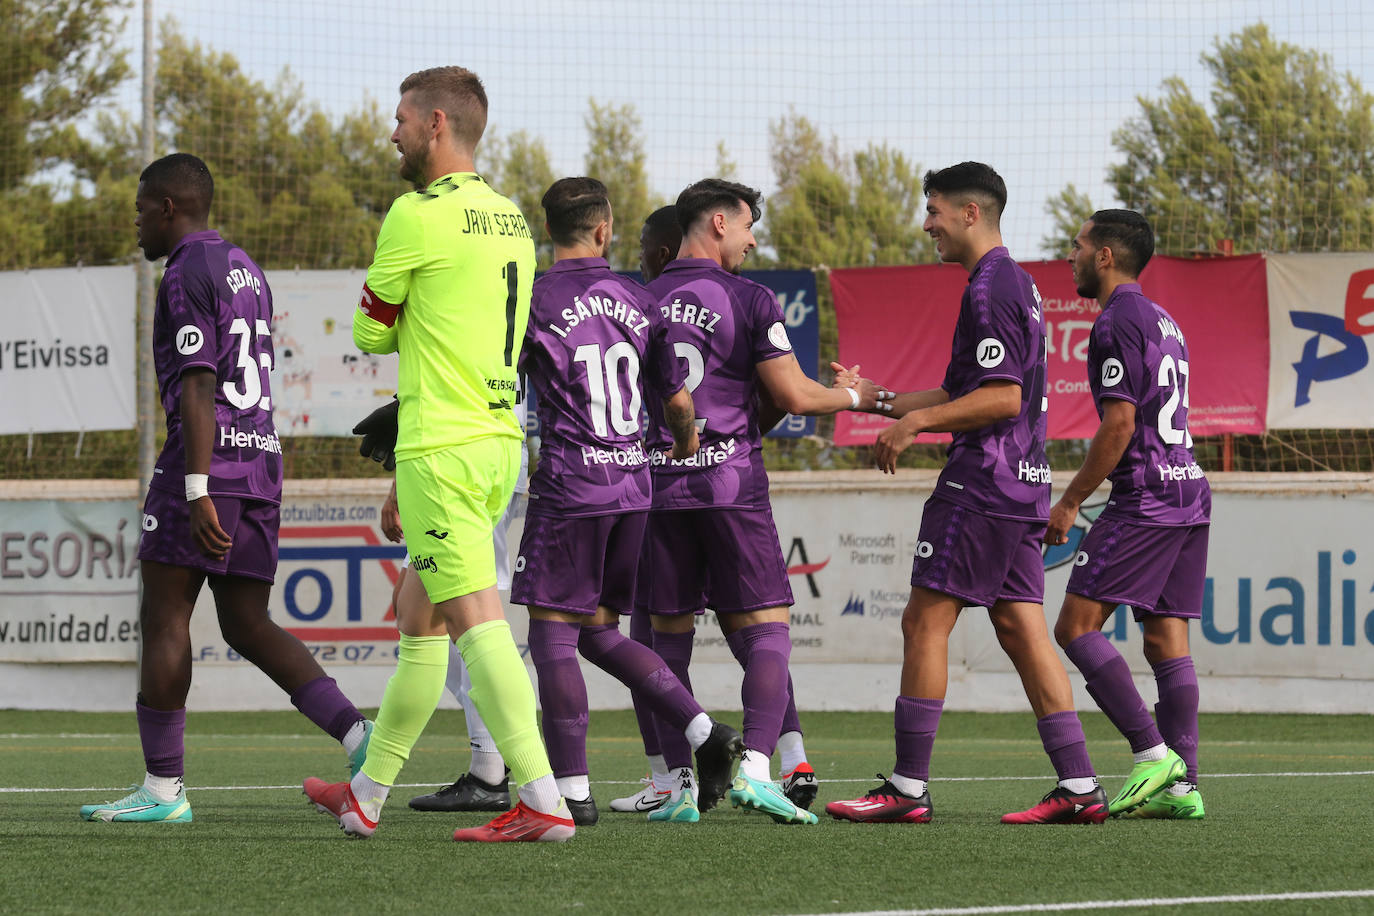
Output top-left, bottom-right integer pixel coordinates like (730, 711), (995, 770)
(643, 258), (792, 511)
(522, 258), (684, 517)
(1088, 282), (1211, 526)
(936, 247), (1051, 522)
(151, 230), (282, 504)
(353, 172), (535, 461)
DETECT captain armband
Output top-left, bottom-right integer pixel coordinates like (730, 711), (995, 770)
(358, 283), (402, 328)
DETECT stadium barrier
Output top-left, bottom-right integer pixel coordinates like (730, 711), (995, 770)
(3, 472), (1371, 713)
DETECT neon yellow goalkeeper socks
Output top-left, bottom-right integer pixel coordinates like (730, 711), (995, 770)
(360, 633), (449, 787)
(457, 619), (553, 791)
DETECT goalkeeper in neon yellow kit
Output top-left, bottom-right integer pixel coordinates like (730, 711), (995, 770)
(303, 66), (572, 843)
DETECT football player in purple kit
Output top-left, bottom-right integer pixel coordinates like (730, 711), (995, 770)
(639, 178), (888, 826)
(80, 154), (371, 824)
(1049, 210), (1208, 820)
(613, 205), (822, 816)
(827, 162), (1107, 826)
(511, 178), (744, 826)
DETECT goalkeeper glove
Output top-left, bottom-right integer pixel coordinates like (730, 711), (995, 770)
(353, 397), (399, 471)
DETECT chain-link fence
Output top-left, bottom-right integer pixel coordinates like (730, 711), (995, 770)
(3, 0), (1372, 478)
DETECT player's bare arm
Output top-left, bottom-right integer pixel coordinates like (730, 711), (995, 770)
(1044, 397), (1135, 545)
(755, 381), (789, 433)
(757, 351), (885, 416)
(381, 479), (404, 543)
(663, 385), (700, 460)
(872, 381), (1020, 474)
(181, 367), (233, 559)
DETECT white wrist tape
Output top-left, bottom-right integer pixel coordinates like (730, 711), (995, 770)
(846, 387), (861, 409)
(185, 474), (209, 502)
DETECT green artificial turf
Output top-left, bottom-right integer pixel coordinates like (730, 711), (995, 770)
(2, 709), (1371, 915)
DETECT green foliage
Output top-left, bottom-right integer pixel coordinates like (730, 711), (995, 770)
(1109, 23), (1374, 255)
(0, 0), (131, 268)
(0, 0), (130, 192)
(583, 100), (662, 271)
(481, 129), (557, 269)
(761, 113), (934, 269)
(1040, 183), (1095, 258)
(713, 140), (739, 181)
(152, 25), (398, 269)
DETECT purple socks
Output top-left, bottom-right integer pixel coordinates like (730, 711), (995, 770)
(289, 676), (365, 742)
(1153, 655), (1200, 783)
(527, 619), (588, 779)
(1037, 710), (1096, 781)
(651, 627), (696, 769)
(627, 610), (662, 758)
(579, 623), (703, 730)
(894, 696), (943, 781)
(725, 621), (792, 757)
(136, 701), (186, 777)
(1064, 631), (1163, 753)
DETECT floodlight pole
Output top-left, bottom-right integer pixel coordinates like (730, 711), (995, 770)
(136, 0), (156, 490)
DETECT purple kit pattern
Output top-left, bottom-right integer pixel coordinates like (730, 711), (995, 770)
(934, 247), (1050, 522)
(522, 258), (684, 518)
(1086, 282), (1211, 527)
(642, 258), (793, 512)
(149, 229), (283, 505)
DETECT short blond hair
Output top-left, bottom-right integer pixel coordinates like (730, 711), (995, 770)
(399, 66), (488, 149)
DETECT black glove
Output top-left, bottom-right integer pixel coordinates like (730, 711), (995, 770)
(353, 397), (399, 471)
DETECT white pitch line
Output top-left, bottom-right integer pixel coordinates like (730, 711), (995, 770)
(0, 733), (327, 740)
(821, 770), (1374, 784)
(790, 888), (1374, 916)
(5, 770), (1372, 795)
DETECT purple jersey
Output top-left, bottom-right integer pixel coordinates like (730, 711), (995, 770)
(643, 258), (792, 511)
(936, 247), (1050, 521)
(150, 230), (283, 504)
(521, 258), (684, 517)
(1088, 283), (1211, 526)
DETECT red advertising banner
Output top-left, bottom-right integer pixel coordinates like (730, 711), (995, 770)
(831, 255), (1268, 446)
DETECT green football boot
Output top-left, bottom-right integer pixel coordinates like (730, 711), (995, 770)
(348, 720), (374, 780)
(728, 774), (818, 825)
(647, 789), (701, 824)
(1124, 786), (1205, 820)
(1108, 750), (1186, 816)
(80, 785), (192, 823)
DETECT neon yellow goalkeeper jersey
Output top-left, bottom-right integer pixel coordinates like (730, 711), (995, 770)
(354, 173), (534, 460)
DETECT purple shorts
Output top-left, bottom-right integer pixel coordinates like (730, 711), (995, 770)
(635, 506), (794, 616)
(910, 498), (1044, 608)
(510, 511), (646, 615)
(137, 487), (279, 583)
(1066, 518), (1209, 620)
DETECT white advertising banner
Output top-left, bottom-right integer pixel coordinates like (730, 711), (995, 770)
(4, 476), (1372, 706)
(772, 477), (1374, 683)
(0, 266), (135, 434)
(267, 270), (398, 436)
(176, 476), (1374, 686)
(0, 495), (142, 661)
(1266, 252), (1374, 429)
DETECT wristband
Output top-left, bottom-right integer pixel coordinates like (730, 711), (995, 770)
(846, 387), (861, 409)
(185, 474), (209, 502)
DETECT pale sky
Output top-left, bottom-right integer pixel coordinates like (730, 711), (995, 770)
(112, 0), (1374, 258)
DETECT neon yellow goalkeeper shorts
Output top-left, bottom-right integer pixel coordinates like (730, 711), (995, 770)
(395, 436), (519, 603)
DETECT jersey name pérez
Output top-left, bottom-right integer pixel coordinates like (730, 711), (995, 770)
(661, 297), (723, 333)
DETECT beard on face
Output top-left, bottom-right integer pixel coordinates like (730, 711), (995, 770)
(1074, 261), (1100, 299)
(398, 142), (429, 187)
